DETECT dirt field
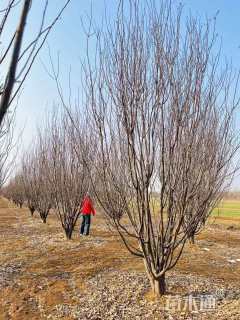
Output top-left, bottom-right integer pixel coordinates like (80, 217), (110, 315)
(0, 198), (240, 320)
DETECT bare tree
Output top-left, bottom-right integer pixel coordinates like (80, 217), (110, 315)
(4, 173), (25, 207)
(45, 110), (90, 239)
(27, 133), (53, 223)
(0, 0), (72, 125)
(13, 134), (52, 221)
(80, 0), (240, 296)
(20, 152), (39, 216)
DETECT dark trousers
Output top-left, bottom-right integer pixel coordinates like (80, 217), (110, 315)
(80, 214), (91, 235)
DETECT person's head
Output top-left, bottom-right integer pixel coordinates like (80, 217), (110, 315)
(85, 186), (94, 201)
(85, 191), (91, 200)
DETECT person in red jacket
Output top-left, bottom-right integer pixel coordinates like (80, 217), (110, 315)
(80, 194), (96, 236)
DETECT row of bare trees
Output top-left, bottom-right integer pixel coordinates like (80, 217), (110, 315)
(3, 0), (240, 297)
(4, 173), (24, 207)
(4, 109), (91, 239)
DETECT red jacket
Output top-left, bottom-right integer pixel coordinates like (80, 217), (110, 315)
(81, 196), (96, 215)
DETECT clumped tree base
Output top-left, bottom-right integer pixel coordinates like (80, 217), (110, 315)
(150, 275), (166, 297)
(39, 211), (49, 224)
(189, 235), (195, 245)
(29, 206), (35, 216)
(64, 227), (74, 240)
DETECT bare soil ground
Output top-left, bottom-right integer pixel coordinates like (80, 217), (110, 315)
(0, 198), (240, 320)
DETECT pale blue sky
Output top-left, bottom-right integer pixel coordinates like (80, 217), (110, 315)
(5, 0), (240, 188)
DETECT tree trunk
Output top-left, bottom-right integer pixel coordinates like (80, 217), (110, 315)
(0, 0), (32, 125)
(189, 234), (195, 244)
(65, 228), (73, 240)
(29, 207), (35, 216)
(144, 259), (166, 296)
(40, 213), (47, 223)
(150, 274), (166, 296)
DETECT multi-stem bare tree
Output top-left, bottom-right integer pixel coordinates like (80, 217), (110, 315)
(4, 173), (25, 207)
(46, 110), (89, 239)
(20, 152), (39, 216)
(12, 135), (52, 221)
(81, 0), (240, 296)
(30, 133), (53, 223)
(0, 0), (72, 125)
